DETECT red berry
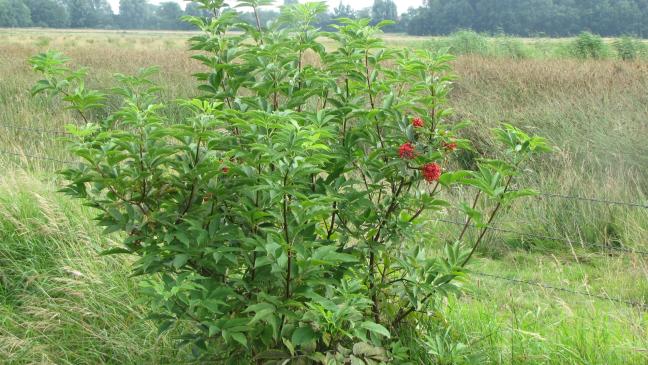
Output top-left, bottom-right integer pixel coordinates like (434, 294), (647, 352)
(442, 141), (458, 152)
(222, 166), (229, 173)
(412, 117), (424, 128)
(398, 142), (416, 159)
(422, 163), (442, 183)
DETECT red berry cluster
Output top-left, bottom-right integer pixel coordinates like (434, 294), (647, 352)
(398, 116), (451, 184)
(442, 141), (458, 152)
(422, 163), (442, 182)
(398, 142), (416, 159)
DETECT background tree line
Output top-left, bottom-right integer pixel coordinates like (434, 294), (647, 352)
(1, 0), (647, 37)
(0, 0), (403, 31)
(0, 0), (201, 30)
(404, 0), (648, 37)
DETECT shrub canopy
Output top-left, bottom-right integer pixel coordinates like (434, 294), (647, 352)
(29, 1), (548, 363)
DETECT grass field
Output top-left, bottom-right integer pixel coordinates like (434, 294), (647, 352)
(0, 29), (647, 364)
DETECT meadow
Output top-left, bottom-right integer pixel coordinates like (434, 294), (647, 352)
(0, 29), (647, 364)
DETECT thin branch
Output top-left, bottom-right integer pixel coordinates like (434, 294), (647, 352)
(457, 190), (482, 241)
(282, 170), (292, 299)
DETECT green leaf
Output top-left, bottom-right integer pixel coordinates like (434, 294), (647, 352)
(157, 320), (174, 335)
(502, 188), (539, 203)
(360, 321), (391, 338)
(230, 332), (248, 348)
(438, 170), (472, 187)
(291, 326), (317, 346)
(248, 308), (275, 325)
(382, 93), (394, 109)
(282, 338), (295, 357)
(208, 325), (220, 337)
(173, 254), (190, 269)
(99, 247), (132, 256)
(312, 246), (358, 265)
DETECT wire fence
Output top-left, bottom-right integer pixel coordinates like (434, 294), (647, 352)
(0, 122), (71, 136)
(0, 149), (75, 165)
(2, 122), (646, 210)
(472, 271), (647, 310)
(1, 121), (647, 311)
(536, 192), (648, 209)
(434, 218), (648, 255)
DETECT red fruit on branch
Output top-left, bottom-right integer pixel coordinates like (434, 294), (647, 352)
(412, 117), (424, 128)
(422, 163), (442, 182)
(398, 142), (416, 159)
(442, 141), (458, 152)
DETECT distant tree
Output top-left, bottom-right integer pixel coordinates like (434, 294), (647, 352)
(439, 0), (475, 32)
(0, 0), (31, 27)
(24, 0), (70, 28)
(371, 0), (397, 22)
(157, 1), (183, 30)
(91, 0), (114, 27)
(371, 0), (398, 31)
(356, 7), (371, 19)
(403, 7), (428, 35)
(65, 0), (113, 28)
(333, 1), (355, 19)
(144, 1), (159, 28)
(407, 0), (648, 37)
(314, 10), (332, 29)
(602, 0), (641, 35)
(66, 0), (93, 28)
(118, 0), (149, 29)
(184, 2), (210, 18)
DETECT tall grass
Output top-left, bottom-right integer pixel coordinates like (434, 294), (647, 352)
(0, 29), (647, 364)
(0, 170), (186, 364)
(451, 57), (648, 251)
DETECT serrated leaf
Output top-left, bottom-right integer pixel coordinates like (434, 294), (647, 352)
(173, 254), (189, 269)
(230, 332), (247, 348)
(360, 321), (390, 338)
(291, 326), (316, 346)
(99, 247), (131, 256)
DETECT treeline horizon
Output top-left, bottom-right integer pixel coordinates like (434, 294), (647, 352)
(404, 0), (648, 37)
(1, 0), (647, 38)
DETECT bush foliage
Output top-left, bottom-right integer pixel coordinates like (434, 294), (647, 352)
(29, 1), (548, 363)
(571, 32), (609, 59)
(613, 36), (648, 60)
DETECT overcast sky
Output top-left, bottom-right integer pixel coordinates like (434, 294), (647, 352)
(106, 1), (425, 14)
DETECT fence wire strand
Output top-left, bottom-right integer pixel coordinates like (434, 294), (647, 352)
(0, 122), (71, 136)
(434, 218), (648, 256)
(472, 271), (647, 310)
(0, 149), (75, 165)
(537, 192), (648, 209)
(2, 121), (648, 208)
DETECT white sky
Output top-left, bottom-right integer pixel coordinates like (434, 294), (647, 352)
(106, 1), (425, 15)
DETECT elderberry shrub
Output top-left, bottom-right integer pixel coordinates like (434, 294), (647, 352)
(30, 1), (549, 363)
